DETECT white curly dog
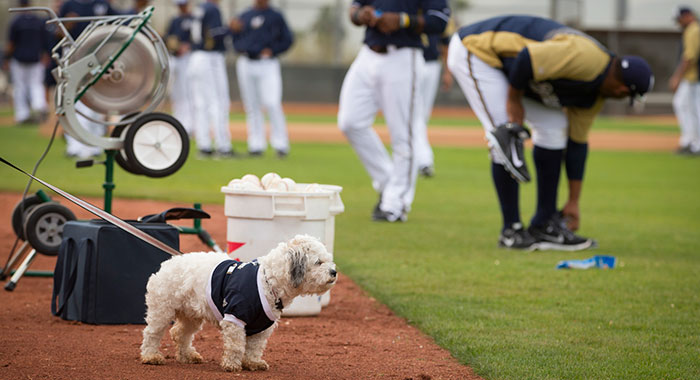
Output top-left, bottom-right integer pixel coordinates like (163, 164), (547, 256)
(140, 234), (337, 372)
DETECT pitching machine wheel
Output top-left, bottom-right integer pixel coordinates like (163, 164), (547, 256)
(111, 113), (142, 175)
(11, 195), (44, 241)
(23, 202), (76, 256)
(123, 112), (189, 178)
(70, 25), (167, 117)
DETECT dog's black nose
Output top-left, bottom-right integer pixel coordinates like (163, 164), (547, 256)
(329, 269), (337, 278)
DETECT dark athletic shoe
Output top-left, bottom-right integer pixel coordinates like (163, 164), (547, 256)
(487, 123), (531, 183)
(498, 223), (538, 251)
(372, 208), (407, 222)
(528, 217), (594, 251)
(419, 165), (435, 178)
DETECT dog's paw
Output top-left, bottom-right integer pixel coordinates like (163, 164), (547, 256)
(221, 362), (243, 372)
(242, 359), (269, 371)
(141, 353), (166, 365)
(177, 350), (203, 364)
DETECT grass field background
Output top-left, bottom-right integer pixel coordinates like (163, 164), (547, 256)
(1, 114), (698, 380)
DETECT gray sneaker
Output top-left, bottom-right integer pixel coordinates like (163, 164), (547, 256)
(528, 217), (594, 251)
(487, 123), (531, 183)
(498, 223), (538, 250)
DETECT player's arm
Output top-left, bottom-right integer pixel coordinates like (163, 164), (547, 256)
(373, 1), (450, 35)
(505, 47), (533, 125)
(269, 13), (293, 56)
(562, 99), (603, 231)
(349, 2), (376, 27)
(670, 26), (699, 92)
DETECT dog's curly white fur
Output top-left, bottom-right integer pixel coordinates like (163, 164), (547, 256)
(140, 234), (337, 372)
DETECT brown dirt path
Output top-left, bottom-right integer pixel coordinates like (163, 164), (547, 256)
(0, 192), (481, 380)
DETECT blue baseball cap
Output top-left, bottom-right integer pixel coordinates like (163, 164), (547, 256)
(673, 5), (693, 19)
(620, 55), (654, 102)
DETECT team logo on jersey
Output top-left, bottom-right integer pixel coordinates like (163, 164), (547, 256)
(181, 19), (192, 31)
(251, 15), (265, 29)
(93, 3), (108, 16)
(529, 81), (561, 108)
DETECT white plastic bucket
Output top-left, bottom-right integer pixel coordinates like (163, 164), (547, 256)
(221, 183), (343, 316)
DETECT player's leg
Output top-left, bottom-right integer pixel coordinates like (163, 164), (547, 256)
(28, 62), (47, 117)
(10, 60), (30, 123)
(689, 82), (700, 154)
(338, 47), (388, 195)
(376, 47), (424, 220)
(212, 52), (232, 155)
(237, 57), (266, 154)
(672, 80), (694, 153)
(187, 51), (214, 154)
(447, 34), (534, 249)
(415, 60), (441, 175)
(171, 54), (194, 135)
(260, 58), (289, 156)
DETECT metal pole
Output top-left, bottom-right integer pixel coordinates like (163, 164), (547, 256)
(103, 150), (116, 214)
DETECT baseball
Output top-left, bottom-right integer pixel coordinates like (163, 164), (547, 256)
(261, 172), (281, 189)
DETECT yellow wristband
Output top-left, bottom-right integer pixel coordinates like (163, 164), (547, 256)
(400, 12), (410, 28)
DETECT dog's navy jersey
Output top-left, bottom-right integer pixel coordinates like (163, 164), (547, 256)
(206, 260), (278, 336)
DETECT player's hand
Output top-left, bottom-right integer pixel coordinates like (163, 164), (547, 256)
(178, 42), (191, 55)
(374, 12), (401, 34)
(440, 69), (453, 91)
(229, 18), (244, 33)
(561, 201), (580, 232)
(354, 6), (376, 26)
(669, 75), (680, 93)
(260, 48), (273, 58)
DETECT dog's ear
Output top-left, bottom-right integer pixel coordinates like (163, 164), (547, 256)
(289, 248), (307, 288)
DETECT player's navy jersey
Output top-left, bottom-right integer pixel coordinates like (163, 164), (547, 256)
(231, 7), (293, 59)
(206, 260), (278, 336)
(59, 0), (117, 39)
(354, 0), (450, 49)
(165, 14), (193, 56)
(190, 2), (227, 52)
(8, 14), (47, 63)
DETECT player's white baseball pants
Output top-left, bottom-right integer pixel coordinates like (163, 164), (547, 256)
(65, 101), (105, 158)
(414, 59), (441, 169)
(187, 50), (231, 153)
(338, 45), (425, 215)
(672, 79), (700, 152)
(235, 56), (289, 154)
(10, 59), (47, 123)
(446, 34), (568, 158)
(169, 53), (194, 135)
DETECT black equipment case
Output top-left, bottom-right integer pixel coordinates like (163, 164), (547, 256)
(52, 220), (177, 324)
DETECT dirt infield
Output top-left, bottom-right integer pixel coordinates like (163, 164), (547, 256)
(0, 192), (481, 380)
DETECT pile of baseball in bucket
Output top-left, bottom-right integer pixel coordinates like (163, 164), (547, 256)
(221, 172), (344, 316)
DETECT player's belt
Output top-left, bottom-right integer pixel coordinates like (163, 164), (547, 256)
(368, 44), (415, 54)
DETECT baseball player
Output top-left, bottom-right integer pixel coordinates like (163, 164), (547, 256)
(230, 0), (293, 158)
(670, 6), (700, 155)
(338, 0), (451, 223)
(446, 15), (654, 250)
(415, 25), (454, 178)
(5, 0), (49, 125)
(188, 0), (234, 158)
(165, 0), (194, 135)
(59, 0), (118, 159)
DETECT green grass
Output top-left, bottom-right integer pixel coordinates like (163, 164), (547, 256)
(228, 110), (679, 133)
(1, 121), (698, 380)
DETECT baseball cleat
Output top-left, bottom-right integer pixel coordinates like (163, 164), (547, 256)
(419, 165), (435, 178)
(498, 222), (538, 251)
(372, 207), (407, 223)
(487, 123), (531, 183)
(528, 217), (594, 251)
